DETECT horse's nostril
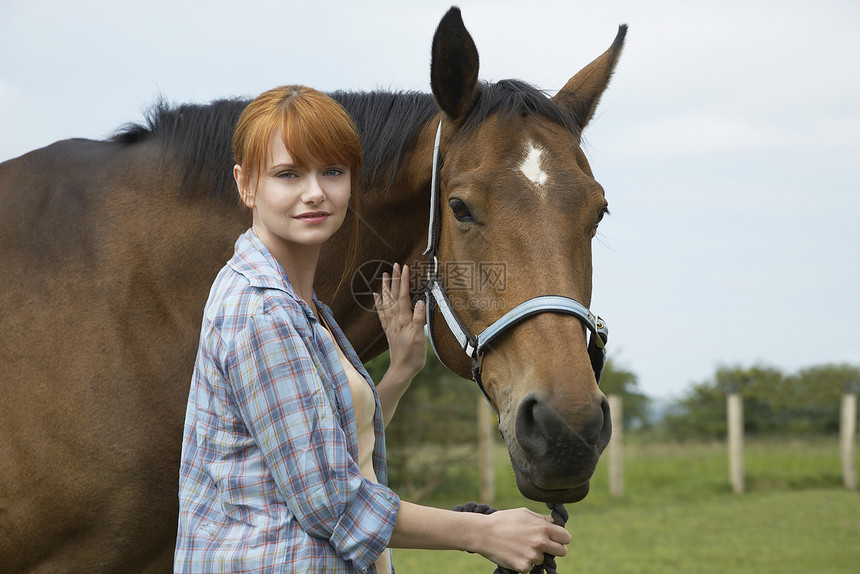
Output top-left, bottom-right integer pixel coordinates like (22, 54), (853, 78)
(577, 394), (609, 446)
(515, 394), (548, 457)
(515, 392), (610, 457)
(597, 393), (613, 449)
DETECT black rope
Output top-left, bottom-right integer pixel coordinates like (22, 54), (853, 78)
(452, 502), (569, 574)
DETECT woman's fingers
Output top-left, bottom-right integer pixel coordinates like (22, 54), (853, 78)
(376, 269), (395, 317)
(482, 508), (570, 571)
(390, 263), (401, 302)
(397, 264), (409, 305)
(376, 263), (424, 339)
(412, 297), (426, 327)
(376, 263), (418, 318)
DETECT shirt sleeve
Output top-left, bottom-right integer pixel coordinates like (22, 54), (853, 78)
(226, 306), (400, 571)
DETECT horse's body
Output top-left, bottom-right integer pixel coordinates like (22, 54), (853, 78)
(0, 8), (624, 572)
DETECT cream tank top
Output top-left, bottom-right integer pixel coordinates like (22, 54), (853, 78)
(319, 316), (392, 574)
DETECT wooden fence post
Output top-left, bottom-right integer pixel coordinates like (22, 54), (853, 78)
(478, 397), (496, 503)
(727, 391), (745, 494)
(841, 388), (858, 491)
(607, 394), (624, 497)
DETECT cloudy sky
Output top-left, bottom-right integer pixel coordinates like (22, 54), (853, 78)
(2, 0), (858, 399)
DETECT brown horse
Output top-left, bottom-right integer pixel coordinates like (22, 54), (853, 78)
(0, 7), (625, 572)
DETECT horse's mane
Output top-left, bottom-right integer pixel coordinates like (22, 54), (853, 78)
(112, 98), (247, 203)
(108, 81), (572, 203)
(331, 91), (438, 196)
(463, 80), (581, 141)
(110, 92), (439, 203)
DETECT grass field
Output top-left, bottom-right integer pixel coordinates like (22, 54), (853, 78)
(391, 438), (860, 573)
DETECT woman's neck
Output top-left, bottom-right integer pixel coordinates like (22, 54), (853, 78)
(252, 224), (320, 306)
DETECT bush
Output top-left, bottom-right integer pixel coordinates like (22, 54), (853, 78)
(366, 345), (484, 501)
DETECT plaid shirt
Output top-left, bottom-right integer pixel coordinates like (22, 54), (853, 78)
(175, 230), (399, 573)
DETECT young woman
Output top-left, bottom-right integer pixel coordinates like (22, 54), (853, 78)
(174, 85), (569, 574)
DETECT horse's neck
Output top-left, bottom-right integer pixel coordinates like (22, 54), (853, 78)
(363, 119), (437, 260)
(322, 117), (438, 360)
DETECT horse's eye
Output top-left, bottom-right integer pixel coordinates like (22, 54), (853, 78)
(449, 198), (475, 223)
(596, 206), (609, 227)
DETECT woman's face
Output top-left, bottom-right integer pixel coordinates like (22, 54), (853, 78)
(237, 130), (351, 251)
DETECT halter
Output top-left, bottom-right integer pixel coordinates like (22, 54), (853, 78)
(422, 121), (609, 405)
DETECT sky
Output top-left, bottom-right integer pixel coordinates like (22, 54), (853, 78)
(2, 0), (858, 399)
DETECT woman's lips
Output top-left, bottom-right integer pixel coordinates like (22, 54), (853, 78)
(295, 211), (330, 223)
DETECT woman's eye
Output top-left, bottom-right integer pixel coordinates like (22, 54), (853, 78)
(324, 167), (345, 177)
(449, 198), (475, 223)
(277, 171), (297, 179)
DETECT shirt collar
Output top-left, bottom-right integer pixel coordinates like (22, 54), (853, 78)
(228, 229), (330, 323)
(228, 229), (291, 292)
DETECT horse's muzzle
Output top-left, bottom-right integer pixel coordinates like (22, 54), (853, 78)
(505, 391), (612, 502)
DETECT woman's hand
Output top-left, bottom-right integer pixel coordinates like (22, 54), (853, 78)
(389, 502), (570, 574)
(476, 508), (570, 573)
(373, 263), (426, 425)
(374, 263), (426, 381)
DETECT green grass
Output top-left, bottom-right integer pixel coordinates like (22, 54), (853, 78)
(391, 438), (860, 573)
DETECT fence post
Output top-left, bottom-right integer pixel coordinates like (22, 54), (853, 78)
(727, 391), (745, 494)
(841, 386), (858, 491)
(478, 397), (496, 503)
(607, 394), (624, 497)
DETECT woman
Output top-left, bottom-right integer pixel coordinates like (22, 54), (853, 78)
(174, 85), (569, 574)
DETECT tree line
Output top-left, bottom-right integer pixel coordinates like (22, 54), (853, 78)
(581, 359), (860, 440)
(367, 346), (859, 497)
(661, 363), (860, 440)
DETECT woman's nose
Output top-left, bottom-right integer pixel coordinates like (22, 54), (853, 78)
(302, 175), (325, 204)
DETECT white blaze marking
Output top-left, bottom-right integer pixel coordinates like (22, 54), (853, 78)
(519, 142), (549, 193)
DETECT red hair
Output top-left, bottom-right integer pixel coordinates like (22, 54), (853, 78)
(232, 85), (362, 194)
(233, 85), (363, 297)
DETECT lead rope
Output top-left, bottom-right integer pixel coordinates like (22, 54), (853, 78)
(452, 502), (569, 574)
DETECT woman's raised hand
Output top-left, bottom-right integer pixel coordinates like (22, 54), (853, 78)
(374, 263), (426, 383)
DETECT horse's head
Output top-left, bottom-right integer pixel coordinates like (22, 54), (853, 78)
(426, 8), (625, 503)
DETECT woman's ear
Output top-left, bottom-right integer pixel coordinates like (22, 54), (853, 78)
(234, 164), (255, 208)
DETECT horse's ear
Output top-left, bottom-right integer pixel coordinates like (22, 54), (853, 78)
(431, 7), (480, 122)
(552, 25), (627, 131)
